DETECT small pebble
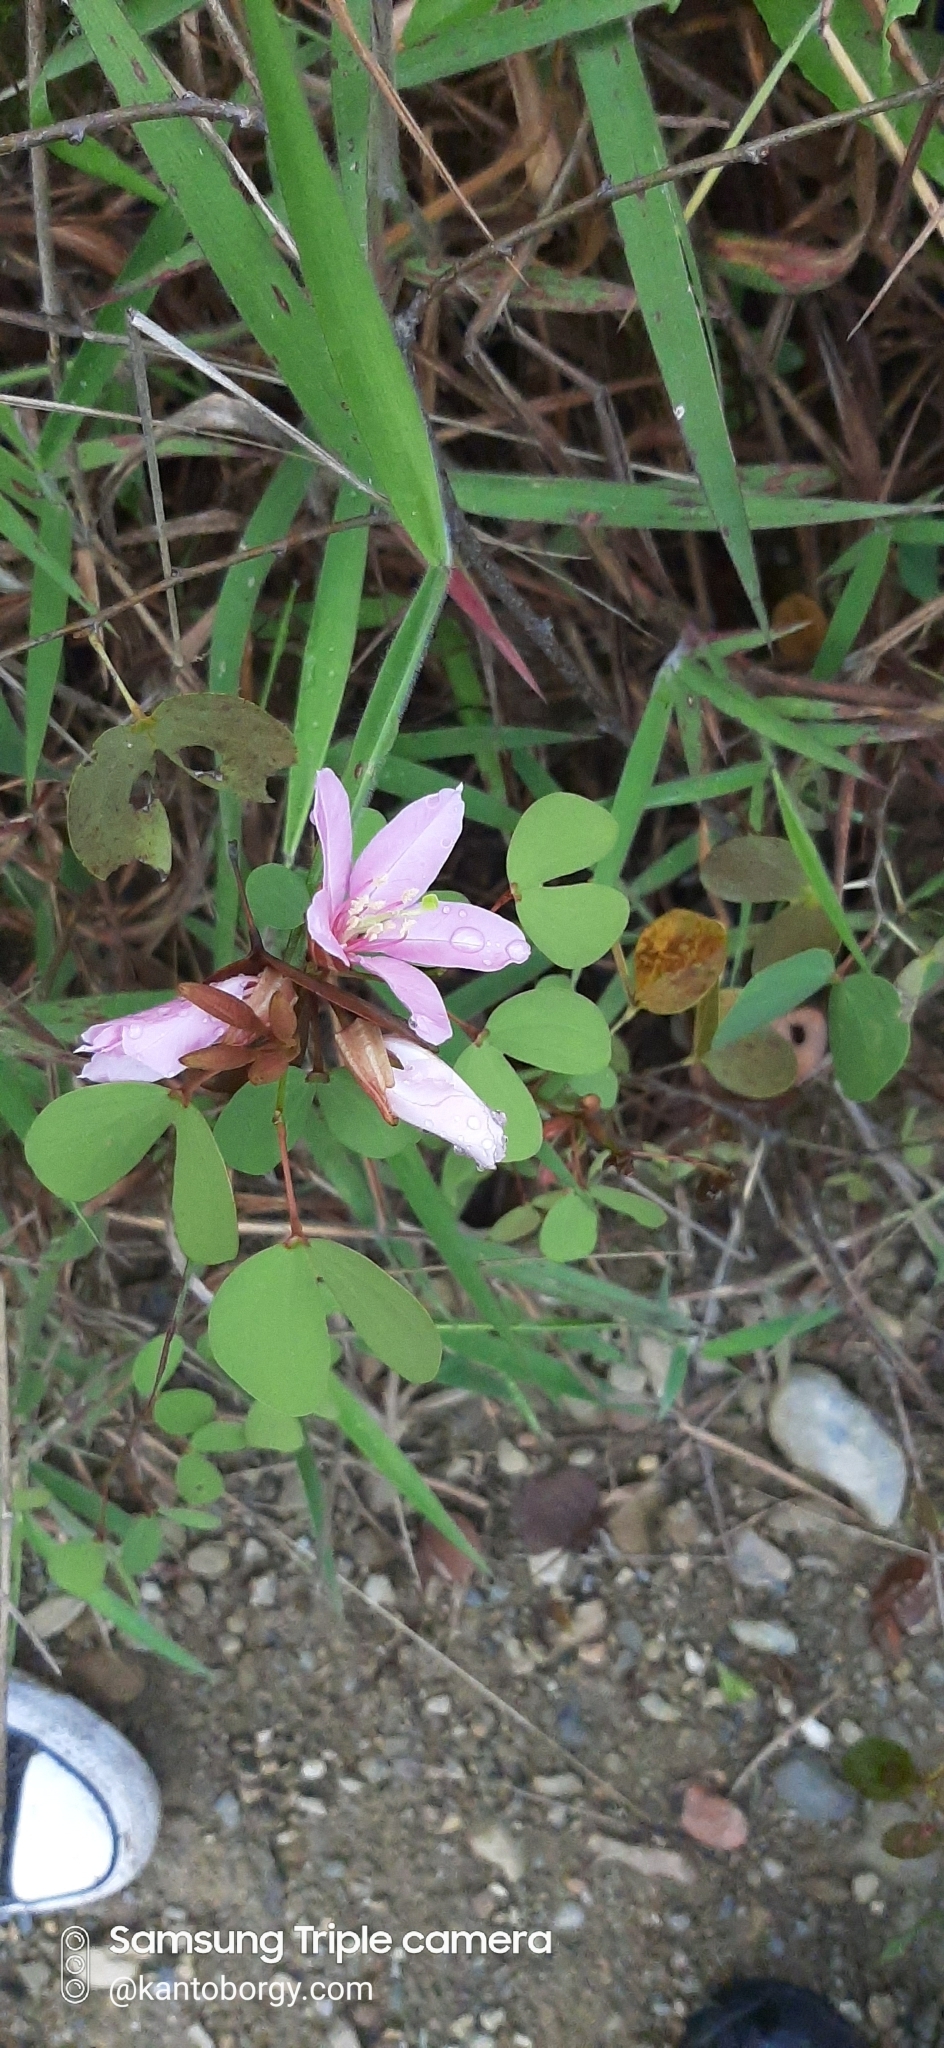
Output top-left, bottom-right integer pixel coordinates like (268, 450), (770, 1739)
(362, 1573), (397, 1606)
(423, 1693), (452, 1716)
(469, 1821), (525, 1884)
(497, 1439), (531, 1476)
(640, 1692), (682, 1723)
(533, 1773), (582, 1798)
(730, 1618), (798, 1655)
(176, 1578), (207, 1619)
(186, 1541), (231, 1582)
(249, 1573), (278, 1608)
(799, 1716), (833, 1750)
(852, 1871), (880, 1903)
(768, 1367), (907, 1527)
(213, 1790), (241, 1832)
(730, 1529), (793, 1592)
(771, 1754), (857, 1825)
(552, 1902), (585, 1932)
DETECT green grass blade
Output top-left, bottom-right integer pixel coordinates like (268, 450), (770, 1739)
(210, 458), (310, 696)
(71, 0), (371, 476)
(577, 28), (764, 626)
(0, 490), (86, 609)
(773, 768), (869, 970)
(812, 529), (891, 679)
(25, 502), (72, 799)
(342, 567), (450, 817)
(332, 1381), (484, 1566)
(332, 0), (372, 250)
(243, 0), (448, 568)
(283, 486), (370, 860)
(686, 654), (864, 778)
(449, 472), (919, 532)
(39, 202), (187, 472)
(398, 0), (651, 86)
(594, 650), (677, 884)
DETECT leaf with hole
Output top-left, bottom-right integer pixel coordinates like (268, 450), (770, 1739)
(706, 1029), (798, 1099)
(507, 792), (617, 888)
(841, 1736), (919, 1800)
(67, 724), (172, 881)
(245, 863), (311, 931)
(25, 1082), (174, 1203)
(175, 1451), (225, 1506)
(516, 883), (627, 971)
(153, 696), (296, 800)
(539, 1192), (599, 1263)
(700, 835), (806, 903)
(312, 1240), (442, 1384)
(455, 1042), (542, 1161)
(153, 1388), (217, 1437)
(208, 1242), (334, 1415)
(712, 950), (835, 1052)
(633, 910), (727, 1015)
(828, 975), (910, 1102)
(170, 1104), (239, 1266)
(486, 980), (610, 1074)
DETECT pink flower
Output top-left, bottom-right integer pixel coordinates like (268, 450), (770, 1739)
(307, 770), (530, 1046)
(384, 1036), (506, 1170)
(77, 978), (252, 1084)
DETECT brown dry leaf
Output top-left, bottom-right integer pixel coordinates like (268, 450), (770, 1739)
(416, 1513), (482, 1591)
(680, 1784), (748, 1852)
(63, 1647), (146, 1707)
(606, 1481), (662, 1559)
(633, 910), (727, 1015)
(512, 1468), (601, 1554)
(771, 594), (830, 670)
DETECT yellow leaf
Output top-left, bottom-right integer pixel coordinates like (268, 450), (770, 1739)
(633, 910), (727, 1016)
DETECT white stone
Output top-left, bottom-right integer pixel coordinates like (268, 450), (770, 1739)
(768, 1368), (907, 1527)
(730, 1618), (798, 1655)
(852, 1871), (880, 1903)
(186, 1541), (231, 1581)
(730, 1529), (793, 1591)
(800, 1716), (833, 1750)
(588, 1834), (695, 1884)
(87, 1950), (136, 1990)
(469, 1821), (525, 1884)
(497, 1438), (531, 1475)
(362, 1572), (397, 1606)
(639, 1693), (682, 1723)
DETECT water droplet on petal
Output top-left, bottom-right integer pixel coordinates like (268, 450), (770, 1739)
(509, 939), (530, 962)
(451, 928), (486, 953)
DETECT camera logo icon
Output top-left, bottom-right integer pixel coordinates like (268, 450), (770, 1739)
(60, 1926), (90, 2002)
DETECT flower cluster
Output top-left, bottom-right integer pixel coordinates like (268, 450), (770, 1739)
(76, 778), (529, 1171)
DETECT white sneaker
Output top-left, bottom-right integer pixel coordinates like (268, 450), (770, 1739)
(0, 1674), (160, 1917)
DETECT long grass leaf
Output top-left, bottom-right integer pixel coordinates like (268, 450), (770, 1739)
(342, 567), (450, 816)
(450, 471), (921, 532)
(71, 0), (370, 475)
(685, 655), (865, 778)
(773, 768), (869, 969)
(577, 28), (764, 625)
(284, 486), (371, 860)
(398, 0), (651, 86)
(244, 0), (448, 567)
(812, 528), (892, 679)
(25, 502), (73, 799)
(594, 649), (678, 885)
(332, 1382), (483, 1564)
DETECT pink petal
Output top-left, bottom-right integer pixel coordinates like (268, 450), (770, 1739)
(367, 900), (530, 974)
(311, 768), (353, 923)
(384, 1036), (506, 1170)
(76, 979), (251, 1084)
(80, 1050), (170, 1084)
(362, 954), (452, 1047)
(348, 786), (464, 917)
(448, 566), (543, 698)
(306, 886), (350, 963)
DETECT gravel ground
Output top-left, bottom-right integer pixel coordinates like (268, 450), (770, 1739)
(3, 1379), (944, 2048)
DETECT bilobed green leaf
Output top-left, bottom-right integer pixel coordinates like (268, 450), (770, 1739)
(712, 950), (835, 1051)
(67, 724), (172, 881)
(507, 792), (617, 887)
(245, 863), (311, 931)
(25, 1083), (174, 1202)
(214, 1069), (313, 1175)
(828, 975), (910, 1102)
(539, 1192), (599, 1263)
(577, 29), (763, 627)
(487, 979), (611, 1073)
(516, 883), (627, 970)
(154, 1388), (217, 1436)
(153, 696), (296, 800)
(245, 1403), (305, 1452)
(176, 1451), (225, 1506)
(208, 1243), (334, 1415)
(191, 1420), (246, 1453)
(700, 835), (805, 903)
(319, 1068), (417, 1159)
(312, 1240), (442, 1385)
(131, 1333), (184, 1399)
(170, 1104), (239, 1267)
(244, 0), (447, 567)
(705, 1029), (798, 1099)
(841, 1736), (918, 1801)
(455, 1042), (542, 1161)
